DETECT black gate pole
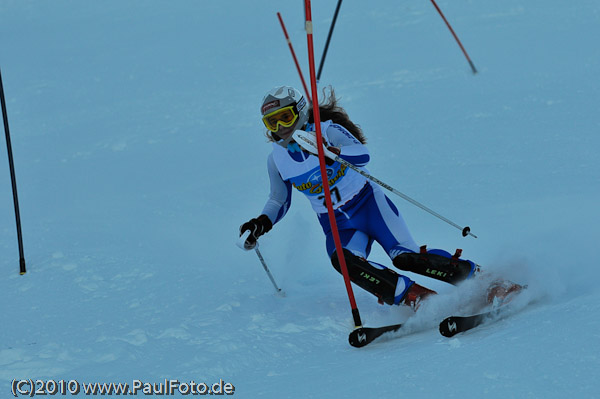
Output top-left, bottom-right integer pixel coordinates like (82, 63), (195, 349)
(316, 0), (343, 82)
(0, 67), (27, 275)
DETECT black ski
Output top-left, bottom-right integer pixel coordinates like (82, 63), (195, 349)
(439, 309), (499, 337)
(348, 323), (402, 347)
(439, 282), (527, 337)
(351, 282), (527, 345)
(351, 307), (506, 345)
(350, 309), (497, 346)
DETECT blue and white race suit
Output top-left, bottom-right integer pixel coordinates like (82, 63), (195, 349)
(261, 120), (419, 260)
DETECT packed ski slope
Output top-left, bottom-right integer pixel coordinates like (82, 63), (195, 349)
(1, 1), (599, 397)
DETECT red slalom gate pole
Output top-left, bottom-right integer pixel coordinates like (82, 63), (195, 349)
(277, 12), (311, 103)
(303, 0), (362, 328)
(429, 0), (477, 74)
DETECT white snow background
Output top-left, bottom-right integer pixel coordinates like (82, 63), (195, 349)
(1, 0), (599, 398)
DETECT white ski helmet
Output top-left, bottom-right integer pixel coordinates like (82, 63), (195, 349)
(260, 86), (309, 145)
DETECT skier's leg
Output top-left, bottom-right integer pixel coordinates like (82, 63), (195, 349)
(362, 184), (420, 258)
(358, 185), (478, 285)
(331, 248), (436, 307)
(393, 248), (478, 285)
(318, 186), (435, 307)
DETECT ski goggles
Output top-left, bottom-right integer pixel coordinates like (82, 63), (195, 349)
(262, 105), (299, 132)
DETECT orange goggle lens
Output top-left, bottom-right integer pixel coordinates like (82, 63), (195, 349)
(262, 106), (299, 132)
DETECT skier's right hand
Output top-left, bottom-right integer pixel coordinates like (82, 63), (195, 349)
(239, 214), (273, 250)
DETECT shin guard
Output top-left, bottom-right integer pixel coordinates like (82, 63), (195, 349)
(393, 247), (476, 285)
(331, 249), (411, 306)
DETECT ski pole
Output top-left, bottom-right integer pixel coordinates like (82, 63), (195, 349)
(253, 246), (284, 296)
(292, 130), (477, 238)
(237, 231), (284, 296)
(277, 12), (311, 102)
(429, 0), (477, 74)
(316, 0), (343, 82)
(1, 67), (27, 275)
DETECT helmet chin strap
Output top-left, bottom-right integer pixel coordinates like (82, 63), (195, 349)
(273, 122), (306, 148)
(274, 134), (294, 148)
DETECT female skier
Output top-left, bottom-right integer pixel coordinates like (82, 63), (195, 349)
(240, 86), (492, 309)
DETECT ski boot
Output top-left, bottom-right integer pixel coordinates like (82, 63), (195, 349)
(401, 282), (437, 311)
(486, 279), (525, 306)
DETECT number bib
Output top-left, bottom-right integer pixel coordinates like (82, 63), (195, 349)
(271, 142), (367, 213)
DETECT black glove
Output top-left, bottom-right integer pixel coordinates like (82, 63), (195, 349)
(239, 214), (273, 250)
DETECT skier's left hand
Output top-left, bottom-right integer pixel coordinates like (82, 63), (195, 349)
(293, 130), (339, 163)
(239, 214), (273, 250)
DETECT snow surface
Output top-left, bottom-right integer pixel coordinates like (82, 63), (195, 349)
(1, 0), (599, 398)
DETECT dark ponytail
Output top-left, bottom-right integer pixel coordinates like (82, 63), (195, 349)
(308, 87), (367, 144)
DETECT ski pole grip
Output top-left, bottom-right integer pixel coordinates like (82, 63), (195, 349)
(236, 230), (253, 251)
